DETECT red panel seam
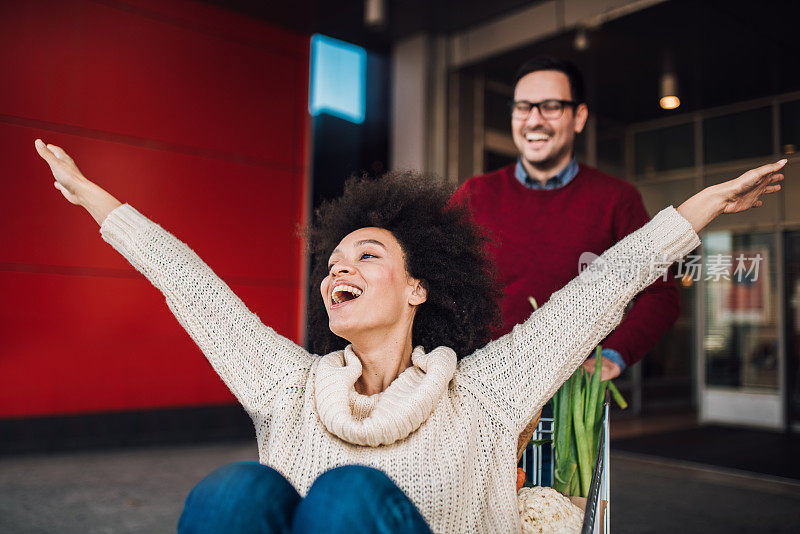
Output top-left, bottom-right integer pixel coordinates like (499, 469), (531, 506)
(88, 0), (307, 60)
(1, 113), (304, 174)
(0, 262), (299, 287)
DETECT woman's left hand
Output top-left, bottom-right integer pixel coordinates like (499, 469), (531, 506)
(718, 159), (786, 214)
(678, 159), (787, 233)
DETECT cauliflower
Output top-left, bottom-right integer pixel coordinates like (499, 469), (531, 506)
(517, 486), (583, 534)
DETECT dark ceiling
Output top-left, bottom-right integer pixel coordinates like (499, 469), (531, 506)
(479, 0), (800, 123)
(206, 0), (539, 50)
(210, 0), (800, 124)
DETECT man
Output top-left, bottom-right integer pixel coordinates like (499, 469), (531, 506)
(454, 57), (680, 380)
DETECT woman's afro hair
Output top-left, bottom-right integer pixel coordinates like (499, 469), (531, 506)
(307, 170), (501, 359)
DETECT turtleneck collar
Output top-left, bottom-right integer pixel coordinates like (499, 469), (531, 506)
(314, 345), (458, 447)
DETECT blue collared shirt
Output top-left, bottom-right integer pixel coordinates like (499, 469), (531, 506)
(596, 348), (627, 372)
(514, 155), (627, 372)
(514, 156), (579, 190)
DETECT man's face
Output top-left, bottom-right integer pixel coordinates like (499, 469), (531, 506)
(511, 70), (588, 174)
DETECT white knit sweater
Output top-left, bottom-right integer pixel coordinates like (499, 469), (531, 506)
(100, 204), (699, 533)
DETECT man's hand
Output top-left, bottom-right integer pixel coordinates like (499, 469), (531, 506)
(581, 357), (621, 381)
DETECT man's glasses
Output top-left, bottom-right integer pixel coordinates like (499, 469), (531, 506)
(510, 99), (578, 120)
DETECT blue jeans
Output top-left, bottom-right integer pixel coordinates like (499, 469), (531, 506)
(177, 462), (432, 534)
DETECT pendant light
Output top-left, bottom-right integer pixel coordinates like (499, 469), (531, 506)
(659, 72), (680, 110)
(659, 51), (680, 110)
(365, 0), (386, 28)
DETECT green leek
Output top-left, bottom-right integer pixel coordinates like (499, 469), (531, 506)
(527, 296), (627, 497)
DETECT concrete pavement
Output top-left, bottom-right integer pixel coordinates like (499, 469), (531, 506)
(1, 442), (798, 533)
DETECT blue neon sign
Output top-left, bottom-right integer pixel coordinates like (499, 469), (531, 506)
(309, 34), (366, 124)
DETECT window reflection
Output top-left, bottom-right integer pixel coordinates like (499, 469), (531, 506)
(703, 232), (778, 390)
(780, 99), (800, 153)
(703, 107), (772, 164)
(634, 122), (694, 176)
(785, 231), (800, 424)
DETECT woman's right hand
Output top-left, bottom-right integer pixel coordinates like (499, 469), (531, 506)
(35, 139), (122, 225)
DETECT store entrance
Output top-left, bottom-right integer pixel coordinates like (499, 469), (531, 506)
(785, 230), (800, 431)
(699, 230), (783, 429)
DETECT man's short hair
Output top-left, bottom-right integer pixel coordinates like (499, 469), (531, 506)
(513, 56), (585, 104)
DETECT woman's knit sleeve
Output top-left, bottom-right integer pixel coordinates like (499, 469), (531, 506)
(100, 204), (314, 414)
(457, 206), (700, 433)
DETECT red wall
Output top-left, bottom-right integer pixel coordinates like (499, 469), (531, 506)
(0, 0), (309, 418)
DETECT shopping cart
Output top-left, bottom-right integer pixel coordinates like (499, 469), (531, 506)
(520, 402), (611, 534)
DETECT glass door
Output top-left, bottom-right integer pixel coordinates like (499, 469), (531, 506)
(785, 231), (800, 430)
(699, 231), (784, 428)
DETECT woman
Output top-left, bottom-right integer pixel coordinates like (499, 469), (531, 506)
(34, 139), (785, 533)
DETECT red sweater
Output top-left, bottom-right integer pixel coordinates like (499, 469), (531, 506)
(454, 164), (680, 367)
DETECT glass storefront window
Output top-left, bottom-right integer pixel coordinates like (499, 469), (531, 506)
(704, 171), (781, 229)
(634, 122), (694, 176)
(703, 231), (778, 390)
(703, 107), (772, 164)
(785, 231), (800, 425)
(780, 99), (800, 154)
(638, 178), (695, 218)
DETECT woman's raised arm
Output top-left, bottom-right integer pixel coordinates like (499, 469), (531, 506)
(457, 159), (786, 434)
(34, 140), (315, 414)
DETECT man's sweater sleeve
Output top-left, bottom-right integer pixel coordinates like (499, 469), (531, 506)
(457, 206), (700, 433)
(450, 178), (472, 207)
(601, 191), (683, 367)
(100, 204), (314, 414)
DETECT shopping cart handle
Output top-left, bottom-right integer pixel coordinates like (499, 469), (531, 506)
(581, 402), (609, 534)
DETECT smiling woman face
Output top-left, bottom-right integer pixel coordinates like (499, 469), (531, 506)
(320, 227), (427, 343)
